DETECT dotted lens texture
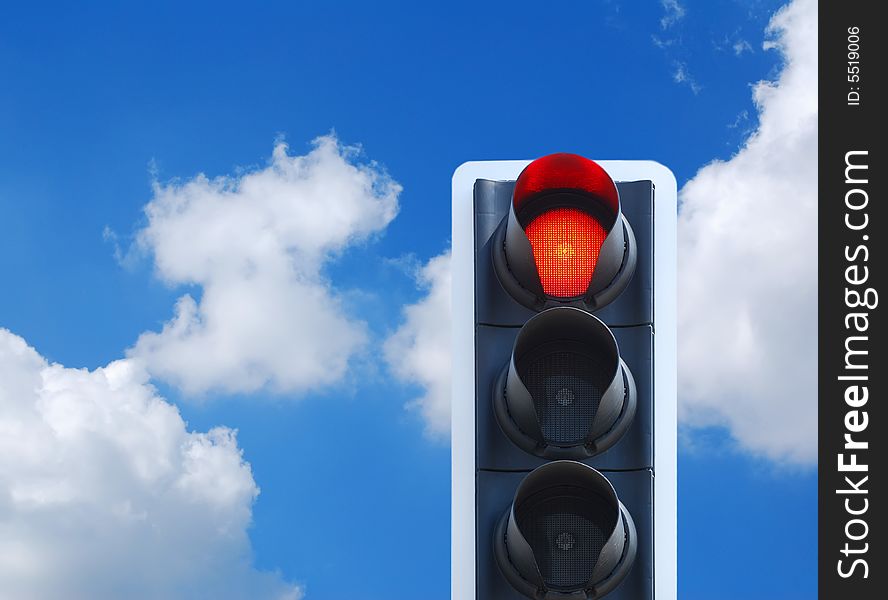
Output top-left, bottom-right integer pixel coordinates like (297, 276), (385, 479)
(517, 492), (613, 590)
(521, 351), (605, 445)
(525, 207), (607, 298)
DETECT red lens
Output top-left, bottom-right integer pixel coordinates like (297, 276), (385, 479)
(525, 208), (606, 298)
(513, 154), (619, 218)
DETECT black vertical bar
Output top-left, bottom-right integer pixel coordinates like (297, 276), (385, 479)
(819, 1), (884, 598)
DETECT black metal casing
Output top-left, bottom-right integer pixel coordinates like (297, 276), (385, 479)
(474, 178), (655, 600)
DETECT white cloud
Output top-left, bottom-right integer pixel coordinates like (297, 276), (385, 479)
(129, 135), (400, 397)
(672, 61), (702, 94)
(728, 109), (750, 130)
(678, 0), (817, 464)
(384, 251), (451, 438)
(651, 2), (699, 93)
(651, 35), (677, 49)
(0, 328), (301, 599)
(660, 0), (686, 29)
(733, 38), (754, 55)
(713, 33), (755, 57)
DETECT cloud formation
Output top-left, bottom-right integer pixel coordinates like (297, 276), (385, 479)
(652, 1), (701, 94)
(660, 0), (686, 29)
(384, 251), (452, 438)
(733, 38), (753, 55)
(129, 135), (400, 397)
(0, 329), (301, 599)
(677, 0), (817, 464)
(672, 61), (702, 94)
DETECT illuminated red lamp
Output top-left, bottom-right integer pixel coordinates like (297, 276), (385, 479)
(514, 153), (619, 299)
(493, 152), (635, 311)
(525, 207), (606, 297)
(512, 153), (619, 217)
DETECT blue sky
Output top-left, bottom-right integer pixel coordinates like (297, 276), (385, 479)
(0, 1), (816, 599)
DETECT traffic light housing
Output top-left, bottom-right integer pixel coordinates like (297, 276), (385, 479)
(452, 156), (676, 600)
(492, 306), (638, 460)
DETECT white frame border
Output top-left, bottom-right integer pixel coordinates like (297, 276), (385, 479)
(451, 160), (677, 600)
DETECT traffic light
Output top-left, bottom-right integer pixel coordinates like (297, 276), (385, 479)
(452, 155), (676, 600)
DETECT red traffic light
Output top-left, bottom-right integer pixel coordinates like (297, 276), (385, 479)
(492, 153), (636, 310)
(525, 207), (607, 298)
(512, 153), (619, 217)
